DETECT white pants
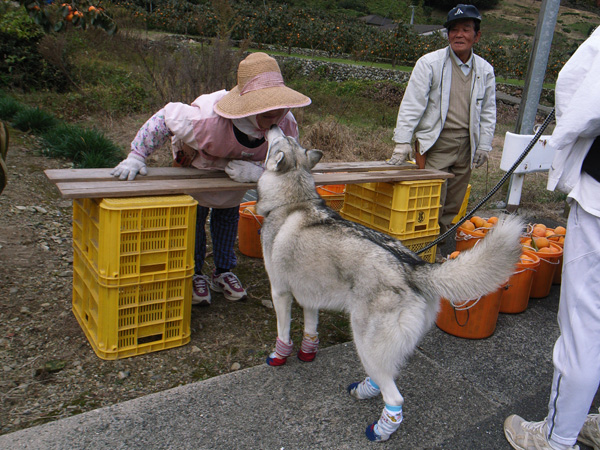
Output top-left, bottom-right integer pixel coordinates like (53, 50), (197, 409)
(546, 201), (600, 447)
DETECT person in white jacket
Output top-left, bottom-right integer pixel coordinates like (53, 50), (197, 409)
(388, 4), (496, 259)
(503, 26), (600, 450)
(111, 52), (311, 306)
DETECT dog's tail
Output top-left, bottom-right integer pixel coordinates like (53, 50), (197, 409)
(414, 215), (524, 304)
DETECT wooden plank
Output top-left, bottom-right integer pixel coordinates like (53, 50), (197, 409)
(44, 161), (416, 183)
(53, 169), (452, 199)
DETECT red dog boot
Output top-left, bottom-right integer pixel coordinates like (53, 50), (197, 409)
(297, 332), (319, 362)
(266, 337), (293, 366)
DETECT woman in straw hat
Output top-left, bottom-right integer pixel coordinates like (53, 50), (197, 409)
(111, 52), (311, 306)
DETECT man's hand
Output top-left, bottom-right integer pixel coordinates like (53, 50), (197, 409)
(387, 143), (412, 165)
(473, 149), (489, 168)
(225, 160), (264, 183)
(110, 153), (147, 181)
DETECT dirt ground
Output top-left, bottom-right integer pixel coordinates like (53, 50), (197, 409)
(0, 100), (566, 436)
(0, 123), (356, 436)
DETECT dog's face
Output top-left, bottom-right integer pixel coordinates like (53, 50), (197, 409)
(265, 126), (323, 174)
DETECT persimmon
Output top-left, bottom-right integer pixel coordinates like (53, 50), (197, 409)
(487, 216), (499, 224)
(554, 226), (566, 236)
(461, 221), (475, 231)
(533, 237), (550, 248)
(449, 251), (460, 259)
(532, 225), (547, 237)
(471, 216), (486, 228)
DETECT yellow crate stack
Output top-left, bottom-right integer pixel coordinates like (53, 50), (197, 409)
(340, 180), (443, 263)
(71, 195), (197, 360)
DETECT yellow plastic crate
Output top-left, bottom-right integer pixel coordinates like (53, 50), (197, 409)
(72, 246), (192, 360)
(72, 195), (197, 280)
(341, 179), (443, 240)
(451, 184), (472, 225)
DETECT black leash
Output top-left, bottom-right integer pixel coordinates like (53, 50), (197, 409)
(416, 108), (556, 255)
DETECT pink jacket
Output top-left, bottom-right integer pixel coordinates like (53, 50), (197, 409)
(131, 90), (299, 208)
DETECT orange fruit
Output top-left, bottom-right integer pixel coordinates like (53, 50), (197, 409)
(487, 216), (499, 224)
(483, 221), (494, 228)
(539, 246), (559, 253)
(532, 225), (547, 237)
(558, 237), (565, 244)
(449, 251), (460, 259)
(533, 237), (550, 248)
(554, 226), (566, 236)
(461, 221), (475, 231)
(471, 216), (486, 228)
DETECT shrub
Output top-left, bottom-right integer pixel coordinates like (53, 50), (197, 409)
(0, 95), (24, 121)
(11, 107), (57, 133)
(40, 124), (123, 168)
(0, 6), (68, 91)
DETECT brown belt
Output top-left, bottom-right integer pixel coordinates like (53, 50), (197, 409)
(414, 140), (426, 169)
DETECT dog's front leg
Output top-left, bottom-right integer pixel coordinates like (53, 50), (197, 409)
(266, 290), (294, 366)
(298, 307), (319, 362)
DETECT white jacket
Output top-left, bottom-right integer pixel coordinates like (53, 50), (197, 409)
(547, 26), (600, 200)
(393, 46), (496, 161)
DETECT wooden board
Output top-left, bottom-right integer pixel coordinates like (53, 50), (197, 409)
(45, 161), (453, 199)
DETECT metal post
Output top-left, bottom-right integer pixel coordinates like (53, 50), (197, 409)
(506, 0), (560, 211)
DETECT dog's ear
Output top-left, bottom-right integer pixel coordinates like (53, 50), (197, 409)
(306, 149), (323, 169)
(266, 150), (286, 172)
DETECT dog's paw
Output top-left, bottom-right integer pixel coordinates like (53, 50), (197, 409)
(297, 349), (317, 362)
(266, 353), (288, 366)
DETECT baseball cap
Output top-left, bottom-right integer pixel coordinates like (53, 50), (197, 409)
(444, 4), (482, 29)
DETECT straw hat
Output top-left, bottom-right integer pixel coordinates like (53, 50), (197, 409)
(214, 52), (311, 119)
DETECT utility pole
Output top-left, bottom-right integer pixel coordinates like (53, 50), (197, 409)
(506, 0), (560, 211)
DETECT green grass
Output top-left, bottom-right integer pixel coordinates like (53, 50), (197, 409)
(11, 107), (57, 133)
(40, 124), (123, 168)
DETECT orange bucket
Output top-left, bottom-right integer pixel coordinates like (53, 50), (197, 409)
(499, 251), (540, 314)
(316, 184), (346, 211)
(552, 241), (564, 285)
(526, 242), (563, 298)
(455, 225), (486, 251)
(435, 288), (503, 339)
(238, 201), (264, 258)
(545, 229), (565, 285)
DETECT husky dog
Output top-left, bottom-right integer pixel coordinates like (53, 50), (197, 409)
(256, 126), (523, 442)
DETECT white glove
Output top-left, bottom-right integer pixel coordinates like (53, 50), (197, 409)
(473, 149), (489, 168)
(225, 160), (264, 183)
(111, 153), (147, 181)
(387, 143), (412, 165)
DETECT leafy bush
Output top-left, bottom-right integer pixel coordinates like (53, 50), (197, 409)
(0, 6), (69, 91)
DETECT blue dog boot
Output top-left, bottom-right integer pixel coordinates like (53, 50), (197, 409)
(365, 405), (403, 442)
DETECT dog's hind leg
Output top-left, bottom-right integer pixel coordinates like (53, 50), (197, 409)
(298, 307), (319, 362)
(266, 290), (294, 366)
(349, 313), (405, 442)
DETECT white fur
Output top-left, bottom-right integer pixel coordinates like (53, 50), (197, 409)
(257, 128), (523, 434)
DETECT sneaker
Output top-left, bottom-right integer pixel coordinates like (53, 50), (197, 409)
(504, 415), (580, 450)
(210, 271), (247, 302)
(579, 408), (600, 450)
(192, 274), (211, 306)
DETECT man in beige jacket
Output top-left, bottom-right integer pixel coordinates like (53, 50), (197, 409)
(388, 4), (496, 259)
